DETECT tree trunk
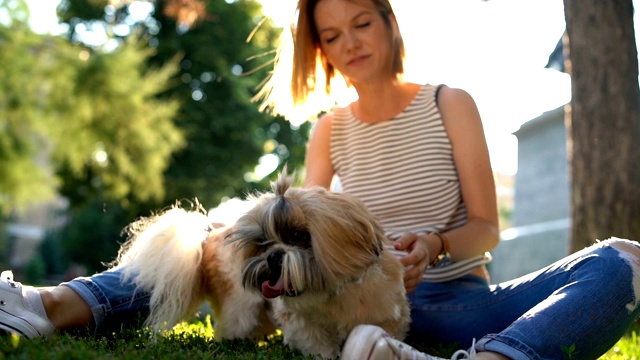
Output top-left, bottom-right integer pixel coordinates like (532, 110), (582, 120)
(563, 0), (640, 252)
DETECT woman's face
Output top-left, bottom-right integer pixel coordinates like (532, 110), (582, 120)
(313, 0), (394, 85)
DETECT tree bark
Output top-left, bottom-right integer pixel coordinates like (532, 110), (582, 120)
(563, 0), (640, 252)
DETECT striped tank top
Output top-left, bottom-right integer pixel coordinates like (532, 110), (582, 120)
(330, 84), (491, 282)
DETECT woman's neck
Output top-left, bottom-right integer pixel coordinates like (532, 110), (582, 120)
(350, 80), (421, 124)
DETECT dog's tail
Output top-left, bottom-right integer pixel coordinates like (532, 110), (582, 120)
(111, 206), (210, 331)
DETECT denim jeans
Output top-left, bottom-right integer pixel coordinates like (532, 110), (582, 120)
(407, 238), (640, 359)
(61, 267), (150, 335)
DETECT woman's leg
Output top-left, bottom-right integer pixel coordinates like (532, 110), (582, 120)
(343, 238), (640, 359)
(476, 238), (640, 359)
(38, 285), (93, 330)
(58, 267), (151, 335)
(0, 267), (150, 337)
(407, 237), (640, 359)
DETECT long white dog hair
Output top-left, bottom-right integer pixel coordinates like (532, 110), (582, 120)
(111, 204), (211, 331)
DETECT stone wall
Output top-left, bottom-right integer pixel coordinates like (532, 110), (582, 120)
(489, 105), (571, 283)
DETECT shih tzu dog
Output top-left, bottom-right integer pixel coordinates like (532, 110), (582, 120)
(111, 171), (410, 359)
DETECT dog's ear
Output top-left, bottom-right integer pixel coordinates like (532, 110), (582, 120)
(272, 164), (295, 196)
(331, 193), (386, 256)
(301, 190), (387, 284)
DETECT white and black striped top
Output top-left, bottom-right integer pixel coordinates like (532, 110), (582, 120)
(330, 84), (491, 282)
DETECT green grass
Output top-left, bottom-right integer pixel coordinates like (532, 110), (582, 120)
(601, 325), (640, 360)
(0, 317), (638, 359)
(0, 316), (307, 360)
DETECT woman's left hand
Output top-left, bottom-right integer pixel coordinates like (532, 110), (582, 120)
(395, 232), (430, 293)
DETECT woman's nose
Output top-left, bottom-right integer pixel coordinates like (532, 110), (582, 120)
(345, 31), (361, 50)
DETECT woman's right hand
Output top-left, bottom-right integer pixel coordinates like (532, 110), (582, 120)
(395, 232), (433, 293)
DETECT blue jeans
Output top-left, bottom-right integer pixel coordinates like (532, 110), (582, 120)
(407, 238), (640, 359)
(61, 268), (150, 336)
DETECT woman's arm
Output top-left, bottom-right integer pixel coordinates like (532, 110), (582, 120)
(437, 85), (500, 260)
(303, 114), (335, 189)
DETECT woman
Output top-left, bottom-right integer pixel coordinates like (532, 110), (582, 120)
(2, 1), (639, 359)
(257, 0), (640, 359)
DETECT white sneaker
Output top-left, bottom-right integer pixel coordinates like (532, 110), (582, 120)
(0, 271), (55, 338)
(342, 324), (476, 360)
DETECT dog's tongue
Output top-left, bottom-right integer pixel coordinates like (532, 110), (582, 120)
(261, 277), (286, 299)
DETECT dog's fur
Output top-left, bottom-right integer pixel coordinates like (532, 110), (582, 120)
(111, 172), (410, 358)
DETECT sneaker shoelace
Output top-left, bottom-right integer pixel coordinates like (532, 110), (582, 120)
(450, 339), (477, 360)
(385, 334), (476, 360)
(1, 270), (17, 290)
(1, 271), (13, 282)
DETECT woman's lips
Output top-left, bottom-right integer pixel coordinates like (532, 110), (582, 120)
(348, 54), (371, 66)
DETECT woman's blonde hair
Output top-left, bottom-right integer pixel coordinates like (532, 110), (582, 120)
(254, 0), (405, 123)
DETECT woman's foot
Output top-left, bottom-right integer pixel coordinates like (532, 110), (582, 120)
(0, 270), (55, 338)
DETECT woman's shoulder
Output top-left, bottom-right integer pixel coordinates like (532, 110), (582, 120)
(310, 112), (334, 140)
(318, 103), (356, 127)
(316, 111), (334, 127)
(435, 85), (476, 108)
(435, 85), (483, 140)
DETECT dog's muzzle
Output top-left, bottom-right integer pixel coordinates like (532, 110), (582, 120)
(260, 251), (287, 299)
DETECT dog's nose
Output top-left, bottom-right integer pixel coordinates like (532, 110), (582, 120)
(267, 251), (283, 270)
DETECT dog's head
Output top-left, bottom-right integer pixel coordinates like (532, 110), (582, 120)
(226, 170), (387, 299)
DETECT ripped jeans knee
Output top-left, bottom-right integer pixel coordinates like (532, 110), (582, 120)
(604, 238), (640, 312)
(473, 237), (640, 359)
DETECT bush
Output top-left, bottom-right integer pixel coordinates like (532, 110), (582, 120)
(23, 254), (46, 284)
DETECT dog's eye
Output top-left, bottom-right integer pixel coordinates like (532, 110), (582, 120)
(256, 237), (274, 250)
(284, 230), (311, 248)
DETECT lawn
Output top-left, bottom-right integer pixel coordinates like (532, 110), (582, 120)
(0, 317), (638, 359)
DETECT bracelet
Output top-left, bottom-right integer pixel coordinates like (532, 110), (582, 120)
(429, 231), (450, 267)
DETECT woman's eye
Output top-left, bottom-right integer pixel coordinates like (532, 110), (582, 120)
(324, 35), (339, 44)
(356, 21), (371, 29)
